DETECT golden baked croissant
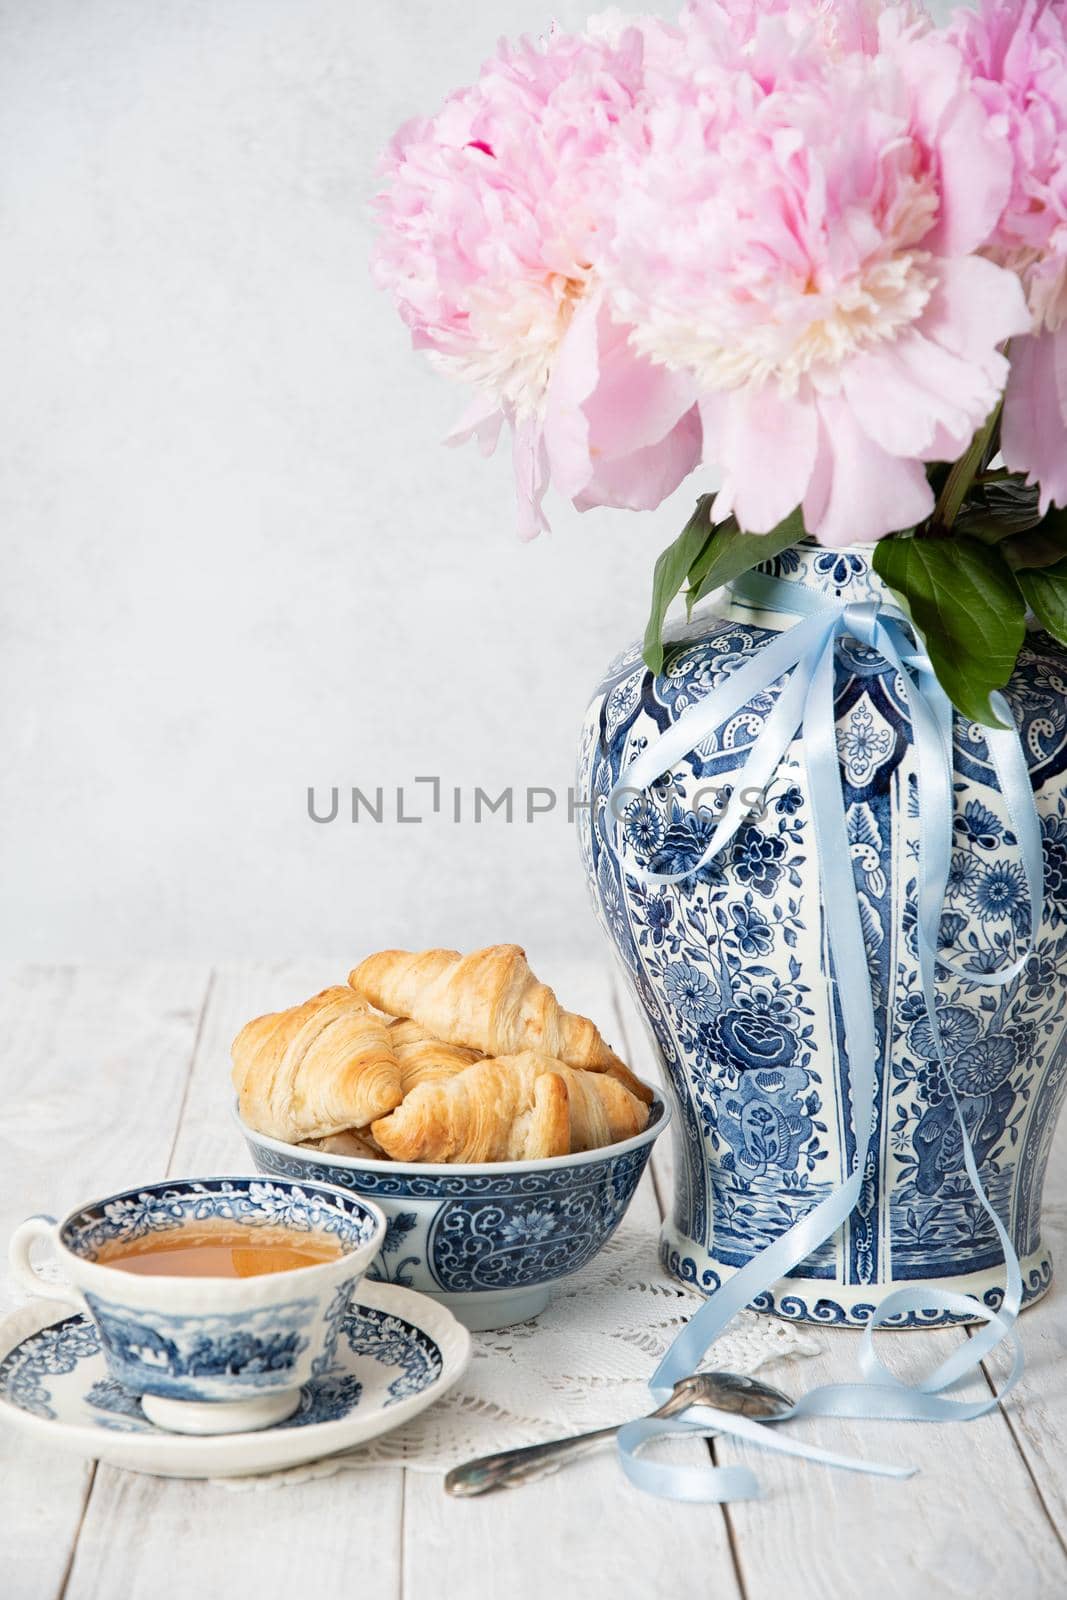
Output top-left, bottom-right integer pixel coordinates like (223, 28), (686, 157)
(392, 1030), (482, 1095)
(596, 1052), (655, 1107)
(371, 1050), (648, 1163)
(306, 1128), (386, 1161)
(533, 1053), (648, 1152)
(371, 1053), (571, 1163)
(232, 987), (402, 1142)
(387, 1018), (431, 1049)
(349, 945), (651, 1101)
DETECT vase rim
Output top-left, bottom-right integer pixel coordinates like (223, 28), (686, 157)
(797, 536), (880, 558)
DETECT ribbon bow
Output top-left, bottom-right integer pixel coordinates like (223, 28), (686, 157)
(607, 567), (1043, 1502)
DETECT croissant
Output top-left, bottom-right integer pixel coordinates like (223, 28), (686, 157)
(597, 1052), (655, 1107)
(371, 1054), (571, 1163)
(232, 987), (402, 1143)
(305, 1128), (386, 1161)
(394, 1035), (482, 1095)
(535, 1054), (649, 1152)
(387, 1018), (432, 1049)
(371, 1051), (648, 1163)
(349, 945), (652, 1101)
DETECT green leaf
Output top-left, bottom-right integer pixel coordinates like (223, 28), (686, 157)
(955, 478), (1047, 549)
(685, 506), (807, 617)
(999, 507), (1067, 571)
(642, 495), (715, 676)
(1017, 558), (1067, 642)
(872, 535), (1025, 727)
(957, 509), (1046, 545)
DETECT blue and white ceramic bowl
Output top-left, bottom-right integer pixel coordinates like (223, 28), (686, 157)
(237, 1100), (669, 1331)
(7, 1176), (385, 1435)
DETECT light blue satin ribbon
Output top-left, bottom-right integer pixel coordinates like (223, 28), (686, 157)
(607, 567), (1043, 1502)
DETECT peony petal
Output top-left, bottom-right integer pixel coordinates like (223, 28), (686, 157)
(544, 298), (701, 508)
(801, 417), (834, 538)
(842, 328), (1003, 462)
(540, 295), (603, 502)
(575, 407), (703, 513)
(807, 398), (934, 547)
(919, 256), (1032, 366)
(915, 68), (1013, 258)
(512, 415), (551, 541)
(1002, 331), (1067, 513)
(708, 384), (817, 534)
(446, 392), (505, 457)
(841, 347), (957, 460)
(1055, 324), (1067, 432)
(583, 311), (700, 459)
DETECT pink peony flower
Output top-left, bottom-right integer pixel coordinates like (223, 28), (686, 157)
(372, 24), (700, 538)
(951, 0), (1067, 512)
(680, 0), (911, 56)
(602, 5), (1031, 545)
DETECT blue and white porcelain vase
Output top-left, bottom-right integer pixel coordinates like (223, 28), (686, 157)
(577, 542), (1067, 1327)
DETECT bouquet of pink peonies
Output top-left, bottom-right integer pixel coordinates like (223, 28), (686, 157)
(373, 0), (1067, 725)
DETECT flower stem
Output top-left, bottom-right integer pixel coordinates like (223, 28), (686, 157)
(931, 403), (1002, 533)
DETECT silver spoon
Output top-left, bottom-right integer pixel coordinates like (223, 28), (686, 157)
(444, 1371), (794, 1497)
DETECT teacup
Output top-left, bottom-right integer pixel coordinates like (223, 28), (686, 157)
(8, 1176), (386, 1435)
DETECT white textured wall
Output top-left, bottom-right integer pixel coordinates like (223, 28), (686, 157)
(0, 0), (687, 964)
(0, 0), (966, 962)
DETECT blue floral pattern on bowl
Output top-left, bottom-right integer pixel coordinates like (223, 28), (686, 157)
(239, 1103), (667, 1329)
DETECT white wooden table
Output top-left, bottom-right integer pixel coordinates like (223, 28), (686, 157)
(3, 961), (1066, 1600)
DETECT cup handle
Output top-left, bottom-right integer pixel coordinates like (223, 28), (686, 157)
(8, 1215), (84, 1310)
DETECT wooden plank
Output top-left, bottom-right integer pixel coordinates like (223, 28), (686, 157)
(166, 960), (337, 1175)
(401, 1168), (742, 1600)
(0, 1439), (93, 1600)
(0, 963), (212, 1315)
(403, 1456), (739, 1600)
(979, 1111), (1067, 1547)
(61, 1468), (404, 1600)
(62, 962), (405, 1600)
(717, 1323), (1067, 1599)
(0, 963), (210, 1600)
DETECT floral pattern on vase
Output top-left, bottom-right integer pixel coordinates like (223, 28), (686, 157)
(578, 544), (1067, 1325)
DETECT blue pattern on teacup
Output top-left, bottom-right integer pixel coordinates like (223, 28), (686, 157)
(0, 1305), (443, 1428)
(62, 1177), (379, 1260)
(83, 1292), (320, 1398)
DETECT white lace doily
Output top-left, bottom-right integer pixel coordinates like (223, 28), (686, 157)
(217, 1214), (823, 1490)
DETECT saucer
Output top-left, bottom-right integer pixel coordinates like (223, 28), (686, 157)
(0, 1280), (469, 1479)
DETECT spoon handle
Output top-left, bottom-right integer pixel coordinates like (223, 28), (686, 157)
(444, 1422), (627, 1496)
